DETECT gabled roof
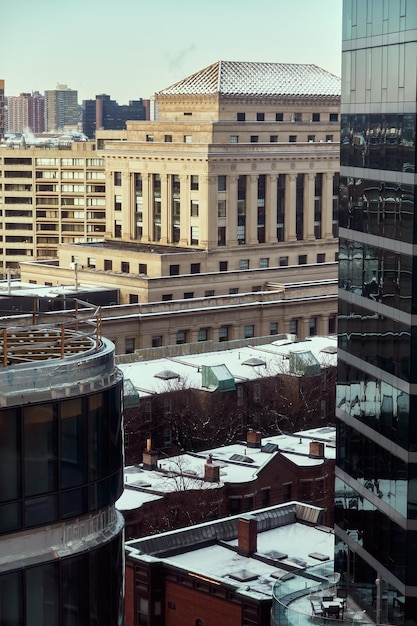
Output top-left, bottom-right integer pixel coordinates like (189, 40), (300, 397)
(158, 60), (341, 99)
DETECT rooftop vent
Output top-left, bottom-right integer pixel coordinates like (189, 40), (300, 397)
(321, 346), (337, 354)
(201, 364), (235, 392)
(230, 453), (254, 464)
(154, 370), (180, 381)
(262, 442), (279, 453)
(242, 357), (266, 367)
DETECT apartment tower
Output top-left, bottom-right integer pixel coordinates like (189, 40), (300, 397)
(45, 84), (78, 132)
(336, 1), (417, 623)
(7, 92), (45, 134)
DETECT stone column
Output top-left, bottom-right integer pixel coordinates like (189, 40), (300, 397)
(205, 175), (218, 248)
(104, 169), (113, 238)
(160, 173), (169, 244)
(121, 170), (131, 240)
(266, 173), (278, 243)
(248, 174), (259, 244)
(180, 174), (189, 245)
(227, 175), (238, 246)
(141, 172), (151, 242)
(285, 173), (297, 242)
(323, 172), (335, 239)
(304, 172), (315, 241)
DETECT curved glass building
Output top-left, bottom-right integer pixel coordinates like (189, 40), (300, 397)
(336, 1), (417, 624)
(0, 321), (124, 625)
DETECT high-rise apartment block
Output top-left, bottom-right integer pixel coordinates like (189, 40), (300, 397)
(7, 92), (45, 134)
(0, 314), (124, 624)
(45, 84), (78, 132)
(82, 94), (149, 139)
(0, 80), (4, 140)
(336, 1), (417, 623)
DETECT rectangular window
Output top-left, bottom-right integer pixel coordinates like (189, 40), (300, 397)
(190, 200), (199, 217)
(176, 330), (187, 344)
(230, 135), (239, 143)
(152, 335), (162, 347)
(259, 257), (269, 268)
(270, 322), (278, 335)
(114, 195), (122, 211)
(237, 112), (245, 121)
(270, 135), (278, 142)
(289, 135), (297, 142)
(139, 263), (147, 274)
(326, 135), (333, 142)
(87, 257), (96, 268)
(114, 172), (122, 186)
(104, 259), (112, 271)
(164, 134), (172, 142)
(240, 259), (249, 270)
(121, 261), (130, 273)
(217, 175), (226, 192)
(290, 319), (298, 335)
(317, 253), (325, 263)
(250, 135), (259, 143)
(276, 113), (283, 121)
(162, 294), (172, 301)
(279, 256), (288, 266)
(184, 135), (192, 143)
(190, 175), (199, 190)
(298, 255), (307, 265)
(205, 290), (215, 297)
(309, 317), (317, 336)
(218, 226), (226, 246)
(218, 200), (226, 218)
(129, 294), (138, 304)
(244, 324), (254, 338)
(308, 135), (315, 142)
(219, 326), (229, 342)
(184, 292), (194, 299)
(219, 261), (228, 271)
(256, 113), (265, 121)
(293, 113), (302, 122)
(252, 285), (262, 292)
(328, 314), (336, 334)
(146, 134), (153, 142)
(125, 338), (135, 354)
(229, 287), (239, 294)
(312, 113), (320, 122)
(329, 113), (338, 122)
(190, 263), (200, 274)
(170, 264), (180, 276)
(198, 328), (209, 341)
(190, 226), (199, 245)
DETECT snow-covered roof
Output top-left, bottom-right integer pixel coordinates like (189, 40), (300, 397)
(118, 335), (337, 398)
(158, 60), (341, 99)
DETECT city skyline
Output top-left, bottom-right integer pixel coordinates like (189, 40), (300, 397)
(3, 0), (342, 103)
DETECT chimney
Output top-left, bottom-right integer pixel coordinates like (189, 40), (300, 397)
(142, 439), (158, 470)
(247, 430), (262, 448)
(204, 455), (220, 482)
(309, 441), (325, 459)
(238, 515), (257, 556)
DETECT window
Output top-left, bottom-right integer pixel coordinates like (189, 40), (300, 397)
(190, 175), (199, 190)
(259, 257), (269, 268)
(270, 322), (278, 335)
(252, 285), (262, 292)
(219, 326), (229, 342)
(146, 134), (153, 142)
(293, 113), (302, 122)
(87, 257), (96, 268)
(114, 171), (122, 186)
(198, 328), (209, 342)
(191, 200), (199, 217)
(309, 317), (317, 336)
(184, 135), (192, 143)
(114, 195), (122, 211)
(219, 261), (228, 271)
(218, 200), (226, 218)
(262, 488), (271, 507)
(152, 335), (162, 347)
(240, 259), (249, 270)
(164, 134), (172, 142)
(256, 112), (265, 121)
(121, 261), (130, 273)
(217, 175), (226, 192)
(104, 259), (112, 271)
(205, 290), (214, 297)
(276, 113), (283, 121)
(139, 263), (147, 274)
(270, 135), (278, 142)
(163, 428), (172, 446)
(190, 263), (200, 274)
(125, 338), (135, 354)
(317, 253), (325, 263)
(229, 287), (239, 294)
(312, 113), (320, 122)
(237, 112), (245, 121)
(289, 135), (297, 142)
(279, 256), (288, 266)
(176, 330), (187, 344)
(326, 134), (334, 142)
(190, 226), (199, 245)
(218, 226), (226, 246)
(184, 292), (194, 299)
(328, 314), (336, 334)
(170, 264), (180, 276)
(230, 135), (239, 143)
(184, 111), (192, 116)
(298, 254), (307, 265)
(250, 135), (259, 143)
(329, 113), (339, 122)
(290, 319), (298, 335)
(244, 324), (254, 338)
(162, 294), (172, 301)
(308, 135), (315, 142)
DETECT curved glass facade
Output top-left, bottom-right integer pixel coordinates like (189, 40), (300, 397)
(0, 382), (123, 535)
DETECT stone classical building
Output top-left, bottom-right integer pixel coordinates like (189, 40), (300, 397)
(16, 61), (340, 348)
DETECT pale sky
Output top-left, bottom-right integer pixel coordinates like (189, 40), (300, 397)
(2, 0), (342, 103)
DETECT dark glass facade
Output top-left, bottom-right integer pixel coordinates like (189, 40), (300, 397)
(337, 2), (417, 623)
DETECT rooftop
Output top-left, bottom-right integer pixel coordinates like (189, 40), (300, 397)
(158, 60), (341, 99)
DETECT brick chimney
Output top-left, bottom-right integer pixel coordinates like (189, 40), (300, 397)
(204, 454), (220, 482)
(142, 438), (158, 470)
(238, 514), (257, 556)
(247, 430), (262, 448)
(309, 441), (325, 459)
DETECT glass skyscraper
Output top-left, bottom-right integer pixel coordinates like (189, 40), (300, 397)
(336, 1), (417, 624)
